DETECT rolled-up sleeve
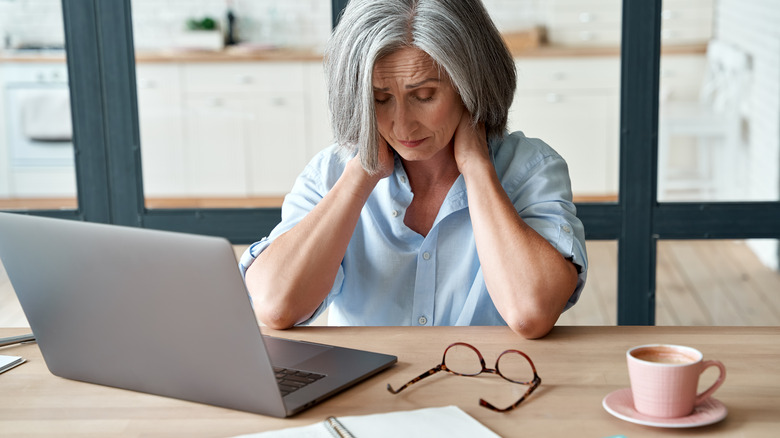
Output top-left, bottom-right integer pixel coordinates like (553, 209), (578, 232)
(495, 133), (589, 310)
(238, 151), (335, 278)
(238, 145), (349, 324)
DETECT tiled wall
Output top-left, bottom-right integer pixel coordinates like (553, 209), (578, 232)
(0, 0), (542, 52)
(0, 0), (65, 49)
(131, 0), (333, 51)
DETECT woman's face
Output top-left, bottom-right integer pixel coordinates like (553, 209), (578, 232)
(372, 47), (464, 163)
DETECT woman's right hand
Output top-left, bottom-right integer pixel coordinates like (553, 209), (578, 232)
(374, 136), (396, 179)
(349, 136), (395, 184)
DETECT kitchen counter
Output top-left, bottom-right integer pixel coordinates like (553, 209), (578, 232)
(0, 43), (706, 64)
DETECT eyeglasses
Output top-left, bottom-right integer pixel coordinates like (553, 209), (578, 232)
(387, 342), (541, 412)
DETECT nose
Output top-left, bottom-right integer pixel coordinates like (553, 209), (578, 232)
(392, 102), (418, 139)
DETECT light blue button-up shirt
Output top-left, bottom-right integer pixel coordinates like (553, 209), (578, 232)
(240, 131), (588, 327)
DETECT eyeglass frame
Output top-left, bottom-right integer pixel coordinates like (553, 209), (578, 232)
(386, 342), (542, 412)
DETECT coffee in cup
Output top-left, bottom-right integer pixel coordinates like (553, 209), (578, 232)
(627, 344), (726, 418)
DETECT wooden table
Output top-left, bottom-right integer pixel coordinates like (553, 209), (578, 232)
(1, 326), (778, 437)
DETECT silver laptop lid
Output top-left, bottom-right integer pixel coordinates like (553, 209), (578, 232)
(0, 212), (287, 417)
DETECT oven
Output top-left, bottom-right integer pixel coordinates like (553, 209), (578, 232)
(4, 63), (72, 165)
(1, 61), (76, 196)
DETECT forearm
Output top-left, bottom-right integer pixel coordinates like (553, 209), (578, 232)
(245, 160), (380, 329)
(462, 160), (578, 339)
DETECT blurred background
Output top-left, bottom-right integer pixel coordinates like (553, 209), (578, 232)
(0, 0), (778, 327)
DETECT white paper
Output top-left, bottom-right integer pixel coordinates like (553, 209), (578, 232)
(233, 406), (501, 438)
(0, 354), (26, 375)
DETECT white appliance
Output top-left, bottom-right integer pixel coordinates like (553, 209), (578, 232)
(1, 61), (76, 197)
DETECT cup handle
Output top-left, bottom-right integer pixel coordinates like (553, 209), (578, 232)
(695, 359), (726, 405)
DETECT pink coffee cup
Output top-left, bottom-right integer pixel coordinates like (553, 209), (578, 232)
(627, 344), (726, 418)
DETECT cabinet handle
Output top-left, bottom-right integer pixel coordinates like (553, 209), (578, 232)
(579, 31), (594, 41)
(238, 75), (254, 85)
(579, 12), (593, 23)
(546, 93), (562, 104)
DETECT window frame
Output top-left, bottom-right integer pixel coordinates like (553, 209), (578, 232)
(6, 0), (778, 325)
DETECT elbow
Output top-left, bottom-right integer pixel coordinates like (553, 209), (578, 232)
(507, 316), (555, 339)
(504, 303), (560, 339)
(245, 262), (298, 330)
(251, 285), (301, 330)
(257, 307), (297, 330)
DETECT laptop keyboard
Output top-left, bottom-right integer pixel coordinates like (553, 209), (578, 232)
(273, 367), (326, 396)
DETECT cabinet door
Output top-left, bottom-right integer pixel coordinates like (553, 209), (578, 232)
(182, 95), (248, 196)
(246, 93), (307, 195)
(510, 91), (619, 196)
(136, 64), (186, 197)
(304, 62), (333, 161)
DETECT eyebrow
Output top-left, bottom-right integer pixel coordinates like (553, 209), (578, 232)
(373, 77), (441, 92)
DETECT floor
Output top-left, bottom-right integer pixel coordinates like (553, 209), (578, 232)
(1, 240), (779, 328)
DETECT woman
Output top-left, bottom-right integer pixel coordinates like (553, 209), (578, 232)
(240, 0), (587, 339)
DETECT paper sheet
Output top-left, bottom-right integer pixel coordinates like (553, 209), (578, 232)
(233, 405), (501, 438)
(0, 354), (26, 375)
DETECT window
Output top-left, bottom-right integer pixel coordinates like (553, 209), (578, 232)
(3, 0), (778, 325)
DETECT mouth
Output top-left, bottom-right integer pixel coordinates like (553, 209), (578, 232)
(397, 138), (426, 148)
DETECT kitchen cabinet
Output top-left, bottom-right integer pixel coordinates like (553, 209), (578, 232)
(0, 62), (76, 198)
(182, 95), (249, 196)
(304, 62), (333, 162)
(1, 51), (705, 203)
(136, 64), (186, 197)
(509, 57), (621, 197)
(541, 0), (713, 47)
(179, 62), (308, 197)
(245, 92), (307, 195)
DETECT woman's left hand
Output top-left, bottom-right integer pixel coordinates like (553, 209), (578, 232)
(452, 109), (490, 176)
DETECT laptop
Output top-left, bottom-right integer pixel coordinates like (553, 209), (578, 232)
(0, 212), (396, 417)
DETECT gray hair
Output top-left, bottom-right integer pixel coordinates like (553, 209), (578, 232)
(324, 0), (516, 174)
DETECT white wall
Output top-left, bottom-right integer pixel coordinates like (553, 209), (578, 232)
(0, 0), (543, 53)
(0, 0), (65, 49)
(716, 0), (780, 270)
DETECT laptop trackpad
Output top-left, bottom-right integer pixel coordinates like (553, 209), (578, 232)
(263, 336), (333, 368)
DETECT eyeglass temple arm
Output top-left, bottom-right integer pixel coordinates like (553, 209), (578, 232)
(479, 375), (542, 412)
(386, 364), (444, 394)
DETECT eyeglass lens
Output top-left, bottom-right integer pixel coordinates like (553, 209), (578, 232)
(443, 343), (535, 384)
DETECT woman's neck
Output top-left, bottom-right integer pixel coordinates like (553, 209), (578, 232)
(401, 142), (460, 190)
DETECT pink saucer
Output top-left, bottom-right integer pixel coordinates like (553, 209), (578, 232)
(602, 388), (727, 428)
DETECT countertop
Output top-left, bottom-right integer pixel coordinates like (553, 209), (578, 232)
(0, 43), (706, 64)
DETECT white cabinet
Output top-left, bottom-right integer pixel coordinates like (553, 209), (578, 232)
(245, 92), (307, 195)
(182, 95), (249, 196)
(509, 57), (620, 197)
(541, 0), (622, 47)
(541, 0), (713, 48)
(304, 62), (333, 162)
(179, 62), (308, 197)
(136, 64), (186, 197)
(659, 54), (707, 103)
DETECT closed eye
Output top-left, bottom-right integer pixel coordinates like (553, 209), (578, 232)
(413, 88), (436, 103)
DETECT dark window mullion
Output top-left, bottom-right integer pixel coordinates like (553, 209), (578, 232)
(61, 0), (111, 223)
(93, 0), (145, 227)
(617, 0), (662, 324)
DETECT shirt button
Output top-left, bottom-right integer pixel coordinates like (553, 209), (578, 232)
(400, 175), (407, 184)
(422, 251), (431, 260)
(562, 225), (571, 233)
(391, 210), (399, 217)
(418, 316), (428, 325)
